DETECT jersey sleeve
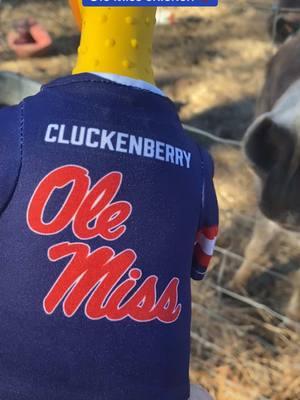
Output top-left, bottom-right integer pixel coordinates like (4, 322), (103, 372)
(191, 150), (219, 281)
(0, 105), (21, 216)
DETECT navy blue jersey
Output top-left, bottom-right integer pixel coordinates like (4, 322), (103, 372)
(0, 73), (218, 400)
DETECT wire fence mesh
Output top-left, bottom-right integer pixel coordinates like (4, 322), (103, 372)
(187, 121), (300, 400)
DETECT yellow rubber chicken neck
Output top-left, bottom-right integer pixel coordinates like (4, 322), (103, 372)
(69, 3), (156, 84)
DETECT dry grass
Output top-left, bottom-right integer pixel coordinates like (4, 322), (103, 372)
(190, 274), (300, 400)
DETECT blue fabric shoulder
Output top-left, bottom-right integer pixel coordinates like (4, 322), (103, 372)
(200, 146), (214, 178)
(0, 104), (21, 215)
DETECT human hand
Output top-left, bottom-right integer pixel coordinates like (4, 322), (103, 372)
(190, 384), (214, 400)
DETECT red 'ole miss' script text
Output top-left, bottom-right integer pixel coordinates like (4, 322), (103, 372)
(27, 165), (181, 323)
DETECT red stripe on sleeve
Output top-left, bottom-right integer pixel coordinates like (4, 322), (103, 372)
(200, 225), (218, 240)
(195, 244), (212, 268)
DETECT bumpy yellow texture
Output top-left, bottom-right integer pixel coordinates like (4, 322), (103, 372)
(69, 1), (156, 84)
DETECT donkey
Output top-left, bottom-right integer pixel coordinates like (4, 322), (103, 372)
(230, 32), (300, 320)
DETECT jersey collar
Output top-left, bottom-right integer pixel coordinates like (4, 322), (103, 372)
(91, 73), (165, 97)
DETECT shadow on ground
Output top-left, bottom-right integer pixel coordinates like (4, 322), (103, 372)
(183, 97), (256, 145)
(50, 34), (80, 57)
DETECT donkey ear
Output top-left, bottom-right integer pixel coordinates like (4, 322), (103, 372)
(244, 113), (294, 174)
(274, 16), (298, 43)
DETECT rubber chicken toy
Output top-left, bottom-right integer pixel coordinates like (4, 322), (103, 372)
(0, 2), (218, 400)
(69, 1), (156, 83)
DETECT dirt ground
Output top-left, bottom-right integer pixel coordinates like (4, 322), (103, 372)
(1, 1), (300, 399)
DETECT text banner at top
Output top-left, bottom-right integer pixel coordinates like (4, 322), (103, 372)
(83, 0), (218, 7)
